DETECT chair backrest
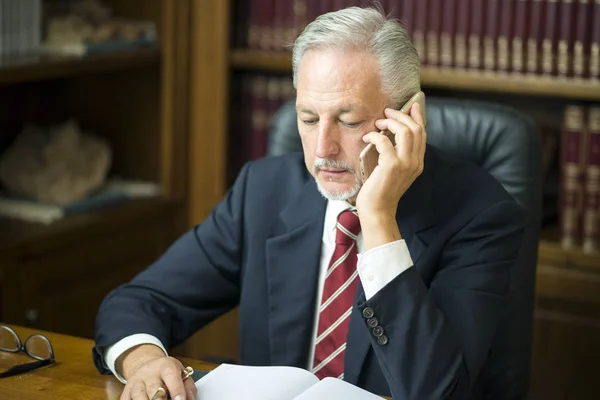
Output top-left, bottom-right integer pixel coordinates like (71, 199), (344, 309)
(267, 96), (543, 399)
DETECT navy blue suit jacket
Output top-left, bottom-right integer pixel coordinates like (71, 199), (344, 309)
(94, 145), (525, 399)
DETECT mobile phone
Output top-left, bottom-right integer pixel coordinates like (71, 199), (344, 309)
(358, 91), (427, 183)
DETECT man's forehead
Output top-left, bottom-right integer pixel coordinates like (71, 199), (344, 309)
(295, 101), (367, 114)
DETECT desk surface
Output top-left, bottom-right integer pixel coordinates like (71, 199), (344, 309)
(0, 325), (391, 399)
(0, 325), (213, 399)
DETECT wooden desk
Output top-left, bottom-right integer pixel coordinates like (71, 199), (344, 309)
(0, 325), (213, 399)
(0, 325), (390, 399)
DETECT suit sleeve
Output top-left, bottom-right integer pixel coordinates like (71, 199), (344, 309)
(92, 163), (251, 374)
(355, 200), (525, 399)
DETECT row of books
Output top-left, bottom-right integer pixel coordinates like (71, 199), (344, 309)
(229, 73), (295, 182)
(233, 0), (600, 80)
(0, 0), (43, 58)
(561, 104), (600, 253)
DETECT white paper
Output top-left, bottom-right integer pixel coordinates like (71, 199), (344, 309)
(293, 377), (384, 399)
(195, 364), (319, 400)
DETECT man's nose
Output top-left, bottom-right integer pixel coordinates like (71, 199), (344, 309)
(315, 122), (339, 158)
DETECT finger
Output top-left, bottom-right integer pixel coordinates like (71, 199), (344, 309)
(184, 375), (198, 400)
(374, 119), (414, 160)
(361, 131), (396, 162)
(160, 361), (187, 400)
(130, 380), (150, 400)
(384, 107), (422, 134)
(410, 103), (427, 158)
(144, 377), (167, 399)
(121, 385), (131, 400)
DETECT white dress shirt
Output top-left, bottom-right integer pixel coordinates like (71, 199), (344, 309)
(103, 199), (414, 383)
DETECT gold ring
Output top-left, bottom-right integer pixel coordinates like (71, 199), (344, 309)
(151, 387), (167, 400)
(181, 366), (194, 381)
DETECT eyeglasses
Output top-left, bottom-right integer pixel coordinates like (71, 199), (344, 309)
(0, 325), (55, 378)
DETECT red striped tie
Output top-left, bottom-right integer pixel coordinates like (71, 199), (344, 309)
(312, 210), (361, 380)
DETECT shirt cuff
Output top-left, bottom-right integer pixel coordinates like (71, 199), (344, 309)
(104, 334), (168, 384)
(356, 239), (414, 300)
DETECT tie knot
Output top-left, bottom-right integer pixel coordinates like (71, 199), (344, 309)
(336, 210), (361, 245)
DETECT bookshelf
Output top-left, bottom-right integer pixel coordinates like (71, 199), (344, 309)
(0, 48), (160, 86)
(0, 0), (198, 340)
(230, 49), (600, 101)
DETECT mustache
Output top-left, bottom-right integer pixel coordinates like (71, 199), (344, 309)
(314, 158), (355, 174)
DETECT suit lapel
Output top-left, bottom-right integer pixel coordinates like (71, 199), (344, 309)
(266, 178), (326, 368)
(344, 147), (437, 385)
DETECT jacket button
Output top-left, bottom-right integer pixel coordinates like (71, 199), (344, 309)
(362, 307), (374, 319)
(372, 326), (384, 337)
(367, 317), (378, 328)
(377, 335), (389, 346)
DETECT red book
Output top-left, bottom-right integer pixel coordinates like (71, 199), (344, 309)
(440, 0), (456, 67)
(484, 0), (500, 71)
(527, 0), (546, 74)
(512, 0), (529, 73)
(294, 0), (309, 35)
(573, 0), (592, 78)
(590, 0), (600, 80)
(250, 76), (269, 160)
(557, 0), (576, 77)
(542, 0), (559, 75)
(497, 0), (514, 72)
(400, 0), (416, 40)
(258, 0), (276, 51)
(248, 0), (261, 49)
(273, 0), (287, 51)
(469, 0), (485, 69)
(454, 0), (471, 68)
(413, 0), (428, 61)
(426, 0), (442, 66)
(560, 105), (587, 249)
(583, 106), (600, 253)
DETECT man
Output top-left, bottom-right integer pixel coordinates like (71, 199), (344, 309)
(93, 6), (525, 400)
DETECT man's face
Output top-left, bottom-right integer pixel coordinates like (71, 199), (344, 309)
(296, 49), (389, 202)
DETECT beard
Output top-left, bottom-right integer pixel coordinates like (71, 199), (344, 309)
(313, 158), (362, 201)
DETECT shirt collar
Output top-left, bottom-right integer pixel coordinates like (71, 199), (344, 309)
(325, 199), (356, 233)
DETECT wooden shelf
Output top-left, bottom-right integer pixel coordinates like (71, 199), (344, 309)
(0, 47), (161, 86)
(538, 228), (600, 270)
(230, 49), (600, 101)
(0, 197), (177, 256)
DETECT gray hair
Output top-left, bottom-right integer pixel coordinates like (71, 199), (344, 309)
(291, 6), (421, 108)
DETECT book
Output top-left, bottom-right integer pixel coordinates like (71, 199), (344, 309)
(194, 364), (383, 400)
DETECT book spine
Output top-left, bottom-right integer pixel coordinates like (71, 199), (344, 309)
(413, 0), (428, 61)
(400, 0), (416, 42)
(557, 0), (576, 77)
(454, 0), (471, 69)
(250, 75), (268, 160)
(561, 105), (587, 249)
(283, 0), (296, 51)
(583, 105), (600, 253)
(273, 0), (286, 51)
(542, 0), (559, 75)
(426, 0), (442, 66)
(484, 0), (500, 72)
(527, 0), (545, 74)
(259, 0), (275, 51)
(573, 0), (591, 78)
(469, 0), (484, 69)
(498, 0), (515, 72)
(440, 0), (456, 67)
(590, 0), (600, 80)
(294, 0), (308, 36)
(512, 0), (529, 73)
(247, 0), (260, 49)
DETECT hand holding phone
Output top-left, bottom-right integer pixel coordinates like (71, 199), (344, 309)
(358, 91), (427, 183)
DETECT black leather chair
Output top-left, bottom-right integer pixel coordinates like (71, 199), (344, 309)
(267, 96), (543, 399)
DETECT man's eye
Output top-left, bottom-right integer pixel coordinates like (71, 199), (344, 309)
(302, 119), (317, 125)
(342, 122), (360, 128)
